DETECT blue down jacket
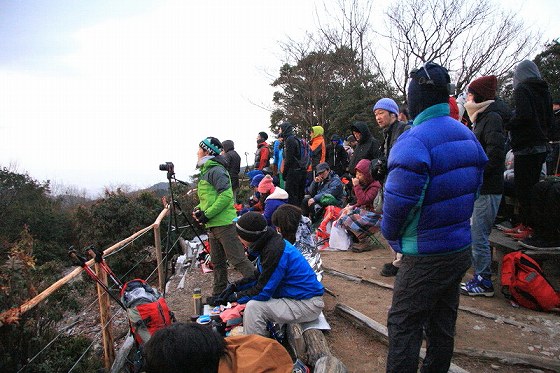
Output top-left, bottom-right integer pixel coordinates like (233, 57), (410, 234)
(381, 103), (488, 256)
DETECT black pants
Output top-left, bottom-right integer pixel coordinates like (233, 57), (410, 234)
(514, 152), (547, 226)
(386, 249), (470, 373)
(284, 168), (307, 207)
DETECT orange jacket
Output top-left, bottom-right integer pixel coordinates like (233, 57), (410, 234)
(219, 334), (293, 373)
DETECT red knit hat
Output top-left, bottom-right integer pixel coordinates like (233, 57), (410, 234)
(468, 75), (497, 101)
(257, 175), (275, 194)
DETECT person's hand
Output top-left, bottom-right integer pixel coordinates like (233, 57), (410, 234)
(194, 209), (209, 224)
(218, 283), (237, 299)
(352, 177), (359, 186)
(308, 198), (315, 206)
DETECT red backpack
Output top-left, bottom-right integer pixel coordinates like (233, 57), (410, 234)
(120, 279), (174, 344)
(501, 251), (560, 311)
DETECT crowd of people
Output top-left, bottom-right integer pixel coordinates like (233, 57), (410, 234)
(142, 59), (558, 373)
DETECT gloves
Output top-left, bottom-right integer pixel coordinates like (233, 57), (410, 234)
(214, 292), (238, 306)
(194, 209), (209, 224)
(226, 292), (239, 303)
(218, 283), (237, 299)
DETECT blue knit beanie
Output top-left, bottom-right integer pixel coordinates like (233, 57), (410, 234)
(407, 62), (451, 119)
(250, 173), (265, 188)
(373, 98), (399, 116)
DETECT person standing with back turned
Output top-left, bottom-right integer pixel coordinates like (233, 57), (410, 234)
(382, 62), (487, 373)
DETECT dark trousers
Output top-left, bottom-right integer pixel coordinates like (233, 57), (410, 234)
(208, 224), (255, 295)
(514, 152), (547, 226)
(386, 249), (470, 373)
(284, 168), (307, 207)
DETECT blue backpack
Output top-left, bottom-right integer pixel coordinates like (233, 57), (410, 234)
(297, 137), (311, 169)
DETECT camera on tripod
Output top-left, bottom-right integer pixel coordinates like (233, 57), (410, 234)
(159, 162), (174, 173)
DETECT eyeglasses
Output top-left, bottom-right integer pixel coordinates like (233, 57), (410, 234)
(409, 62), (435, 86)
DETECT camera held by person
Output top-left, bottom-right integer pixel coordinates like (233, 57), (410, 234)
(370, 157), (387, 181)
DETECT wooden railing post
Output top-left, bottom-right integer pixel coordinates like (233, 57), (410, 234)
(94, 262), (115, 371)
(154, 224), (165, 292)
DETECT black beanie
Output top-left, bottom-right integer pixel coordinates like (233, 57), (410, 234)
(236, 212), (268, 242)
(258, 131), (268, 141)
(408, 62), (451, 119)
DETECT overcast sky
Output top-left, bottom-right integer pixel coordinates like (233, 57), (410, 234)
(1, 0), (558, 197)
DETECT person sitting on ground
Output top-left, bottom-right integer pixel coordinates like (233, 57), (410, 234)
(271, 204), (323, 281)
(301, 162), (344, 222)
(215, 212), (324, 337)
(336, 159), (382, 253)
(239, 173), (265, 216)
(257, 175), (288, 226)
(143, 322), (293, 373)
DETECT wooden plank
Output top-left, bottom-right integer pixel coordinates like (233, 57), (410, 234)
(335, 303), (470, 373)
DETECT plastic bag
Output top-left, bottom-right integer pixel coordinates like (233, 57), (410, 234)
(328, 222), (352, 251)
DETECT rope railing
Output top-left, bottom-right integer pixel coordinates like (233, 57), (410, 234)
(0, 205), (171, 371)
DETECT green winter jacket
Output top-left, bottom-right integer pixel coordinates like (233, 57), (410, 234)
(196, 156), (237, 228)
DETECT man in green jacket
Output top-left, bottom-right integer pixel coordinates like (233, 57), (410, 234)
(193, 137), (256, 300)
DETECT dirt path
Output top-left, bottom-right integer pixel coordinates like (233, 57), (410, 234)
(164, 243), (560, 372)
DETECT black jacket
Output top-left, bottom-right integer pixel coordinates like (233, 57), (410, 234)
(222, 140), (241, 190)
(348, 122), (380, 175)
(474, 101), (507, 194)
(325, 142), (348, 177)
(506, 78), (553, 152)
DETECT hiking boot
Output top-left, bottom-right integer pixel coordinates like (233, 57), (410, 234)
(502, 223), (526, 234)
(460, 275), (494, 297)
(351, 238), (374, 252)
(380, 262), (399, 277)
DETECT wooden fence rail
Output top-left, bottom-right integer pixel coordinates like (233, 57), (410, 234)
(0, 205), (170, 370)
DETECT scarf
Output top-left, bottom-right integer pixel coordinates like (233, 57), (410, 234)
(464, 100), (494, 124)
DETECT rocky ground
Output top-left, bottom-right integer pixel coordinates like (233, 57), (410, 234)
(163, 237), (560, 373)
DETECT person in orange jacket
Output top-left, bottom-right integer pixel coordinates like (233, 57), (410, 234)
(143, 322), (294, 373)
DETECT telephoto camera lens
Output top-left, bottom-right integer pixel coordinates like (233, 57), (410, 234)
(159, 162), (174, 172)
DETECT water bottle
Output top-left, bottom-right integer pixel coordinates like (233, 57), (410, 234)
(193, 288), (202, 315)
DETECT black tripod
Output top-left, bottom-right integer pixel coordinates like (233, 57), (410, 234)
(160, 162), (205, 296)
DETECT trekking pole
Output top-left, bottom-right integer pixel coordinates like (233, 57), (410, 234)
(68, 247), (126, 309)
(85, 245), (123, 290)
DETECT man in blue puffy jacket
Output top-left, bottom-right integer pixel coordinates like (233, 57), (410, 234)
(381, 62), (487, 373)
(217, 211), (324, 337)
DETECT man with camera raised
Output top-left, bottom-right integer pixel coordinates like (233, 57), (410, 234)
(371, 98), (410, 277)
(193, 137), (256, 303)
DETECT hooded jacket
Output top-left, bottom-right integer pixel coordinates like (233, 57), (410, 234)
(325, 136), (349, 177)
(278, 122), (303, 172)
(381, 104), (488, 256)
(222, 140), (241, 190)
(235, 228), (324, 304)
(506, 60), (553, 152)
(353, 159), (381, 210)
(348, 122), (380, 175)
(262, 187), (289, 226)
(309, 126), (326, 169)
(196, 155), (237, 228)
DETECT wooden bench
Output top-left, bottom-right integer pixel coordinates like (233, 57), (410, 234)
(489, 228), (560, 289)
